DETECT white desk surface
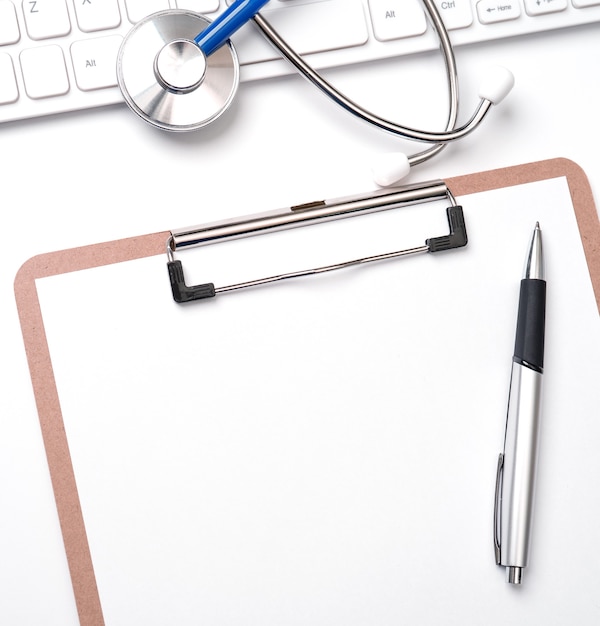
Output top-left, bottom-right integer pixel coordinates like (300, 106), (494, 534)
(2, 22), (600, 625)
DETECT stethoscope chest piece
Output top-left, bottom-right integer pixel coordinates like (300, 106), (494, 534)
(117, 10), (239, 132)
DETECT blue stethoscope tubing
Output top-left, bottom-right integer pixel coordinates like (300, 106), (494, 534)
(117, 0), (514, 182)
(195, 0), (271, 56)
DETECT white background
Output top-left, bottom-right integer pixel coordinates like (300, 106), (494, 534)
(1, 10), (600, 626)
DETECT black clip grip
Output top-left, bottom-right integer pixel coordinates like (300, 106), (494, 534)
(426, 205), (468, 253)
(168, 260), (215, 303)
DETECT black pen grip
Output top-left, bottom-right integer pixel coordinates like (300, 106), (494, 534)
(514, 278), (546, 371)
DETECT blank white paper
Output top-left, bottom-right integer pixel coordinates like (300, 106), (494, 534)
(36, 177), (600, 626)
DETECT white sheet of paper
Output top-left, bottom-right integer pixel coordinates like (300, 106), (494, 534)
(36, 177), (600, 625)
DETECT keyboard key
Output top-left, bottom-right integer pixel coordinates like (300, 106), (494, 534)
(233, 0), (369, 65)
(74, 0), (121, 33)
(175, 0), (220, 13)
(524, 0), (568, 15)
(434, 0), (474, 30)
(124, 0), (170, 24)
(476, 0), (521, 24)
(22, 0), (71, 40)
(20, 44), (70, 98)
(0, 53), (19, 103)
(368, 0), (427, 41)
(71, 35), (122, 91)
(572, 0), (600, 6)
(0, 0), (21, 45)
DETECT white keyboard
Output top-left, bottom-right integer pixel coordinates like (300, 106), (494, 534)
(1, 0), (599, 125)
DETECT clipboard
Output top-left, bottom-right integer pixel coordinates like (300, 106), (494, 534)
(14, 159), (600, 626)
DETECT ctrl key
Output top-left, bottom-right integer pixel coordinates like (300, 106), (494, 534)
(0, 53), (19, 104)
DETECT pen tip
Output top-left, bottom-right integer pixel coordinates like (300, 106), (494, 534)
(523, 222), (544, 280)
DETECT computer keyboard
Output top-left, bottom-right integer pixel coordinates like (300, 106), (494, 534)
(1, 0), (599, 125)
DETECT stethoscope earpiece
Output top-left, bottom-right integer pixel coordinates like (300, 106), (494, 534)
(117, 10), (240, 132)
(371, 153), (411, 188)
(478, 66), (516, 105)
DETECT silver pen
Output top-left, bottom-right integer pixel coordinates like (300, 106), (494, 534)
(494, 223), (546, 585)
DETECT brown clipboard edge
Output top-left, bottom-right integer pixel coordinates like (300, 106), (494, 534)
(14, 233), (168, 626)
(13, 158), (600, 626)
(446, 158), (600, 309)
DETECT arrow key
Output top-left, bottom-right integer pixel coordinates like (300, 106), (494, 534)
(523, 0), (568, 16)
(476, 0), (522, 24)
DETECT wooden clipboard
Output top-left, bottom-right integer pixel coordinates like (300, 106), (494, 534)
(14, 159), (600, 626)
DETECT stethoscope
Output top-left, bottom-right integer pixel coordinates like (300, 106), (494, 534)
(116, 0), (514, 186)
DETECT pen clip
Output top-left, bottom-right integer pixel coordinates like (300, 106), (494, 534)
(493, 452), (504, 565)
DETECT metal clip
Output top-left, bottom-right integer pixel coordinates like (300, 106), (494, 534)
(493, 452), (504, 565)
(165, 182), (467, 303)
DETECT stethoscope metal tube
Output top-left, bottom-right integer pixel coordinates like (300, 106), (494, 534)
(414, 0), (459, 166)
(255, 7), (494, 143)
(252, 4), (484, 143)
(116, 0), (514, 180)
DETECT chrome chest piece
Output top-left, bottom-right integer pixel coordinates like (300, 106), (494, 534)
(116, 10), (239, 132)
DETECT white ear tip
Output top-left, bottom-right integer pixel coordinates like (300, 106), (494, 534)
(478, 66), (515, 104)
(372, 153), (410, 187)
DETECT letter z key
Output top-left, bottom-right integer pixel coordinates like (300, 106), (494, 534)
(23, 0), (71, 41)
